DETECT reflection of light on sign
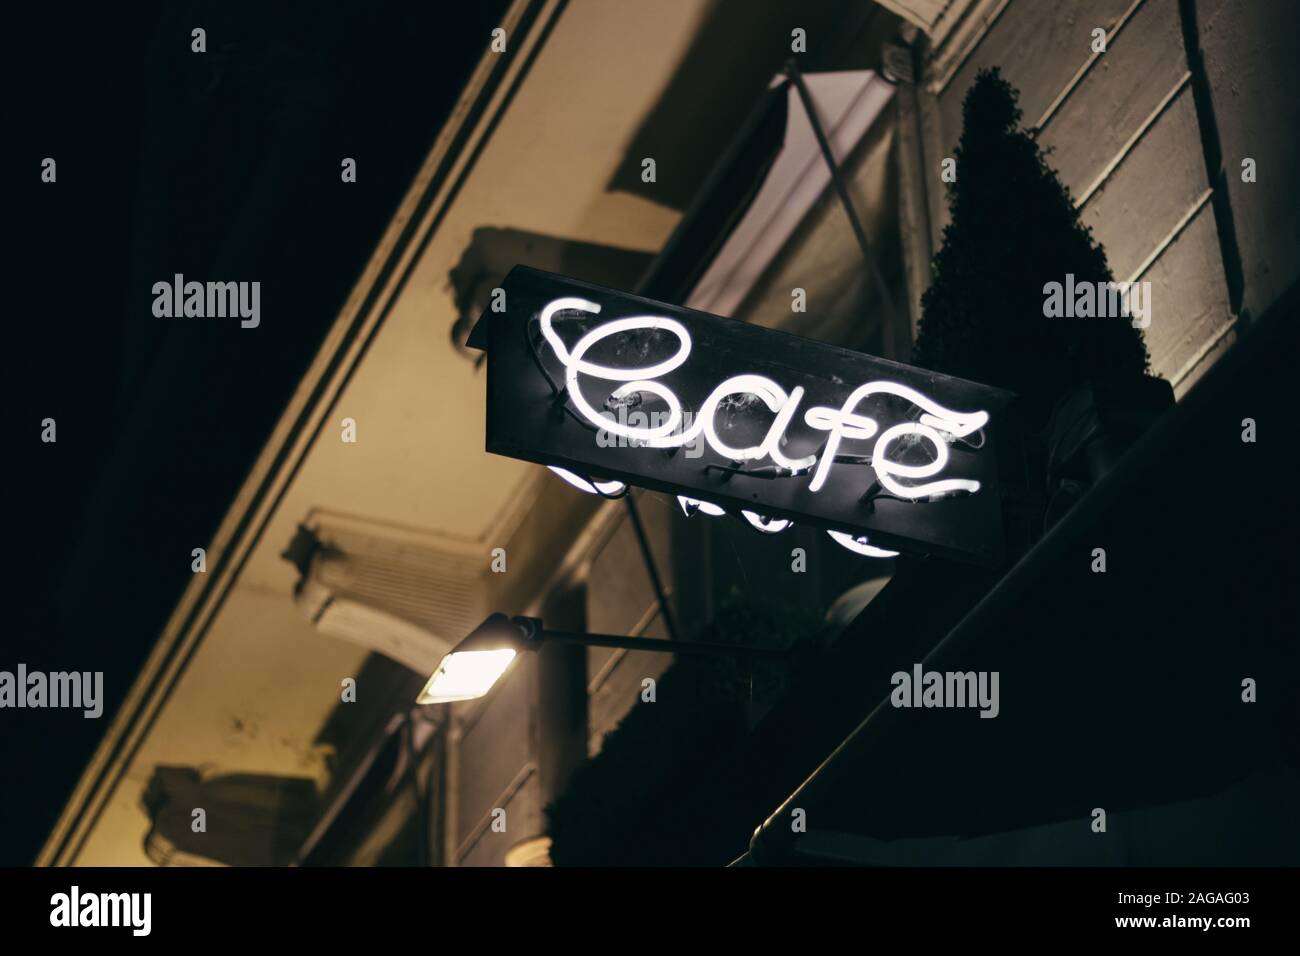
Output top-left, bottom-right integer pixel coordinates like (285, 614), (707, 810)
(537, 297), (991, 557)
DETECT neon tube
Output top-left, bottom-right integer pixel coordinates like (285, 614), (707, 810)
(548, 466), (626, 497)
(827, 530), (899, 558)
(678, 496), (726, 517)
(804, 382), (987, 494)
(741, 511), (792, 533)
(535, 297), (989, 525)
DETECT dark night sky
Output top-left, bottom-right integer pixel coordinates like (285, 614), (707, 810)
(5, 1), (509, 865)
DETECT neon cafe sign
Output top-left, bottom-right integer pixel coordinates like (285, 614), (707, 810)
(470, 267), (1012, 565)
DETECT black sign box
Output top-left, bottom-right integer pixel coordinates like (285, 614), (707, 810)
(470, 267), (1013, 565)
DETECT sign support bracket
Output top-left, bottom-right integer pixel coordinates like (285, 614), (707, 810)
(623, 492), (682, 643)
(784, 60), (902, 340)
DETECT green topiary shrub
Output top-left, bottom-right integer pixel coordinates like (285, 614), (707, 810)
(912, 68), (1151, 428)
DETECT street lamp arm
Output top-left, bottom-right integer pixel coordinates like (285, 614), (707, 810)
(524, 622), (791, 661)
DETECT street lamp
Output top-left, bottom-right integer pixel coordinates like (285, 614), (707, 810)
(416, 613), (790, 705)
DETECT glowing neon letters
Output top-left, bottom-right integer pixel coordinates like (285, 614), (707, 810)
(475, 268), (1006, 565)
(539, 297), (989, 504)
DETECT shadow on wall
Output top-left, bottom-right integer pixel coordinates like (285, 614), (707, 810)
(141, 766), (319, 867)
(606, 0), (894, 209)
(447, 227), (655, 357)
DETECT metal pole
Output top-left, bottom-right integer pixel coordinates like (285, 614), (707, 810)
(785, 61), (901, 332)
(443, 709), (460, 867)
(623, 492), (682, 642)
(541, 628), (789, 661)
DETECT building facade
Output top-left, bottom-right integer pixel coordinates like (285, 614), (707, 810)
(39, 0), (1299, 867)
